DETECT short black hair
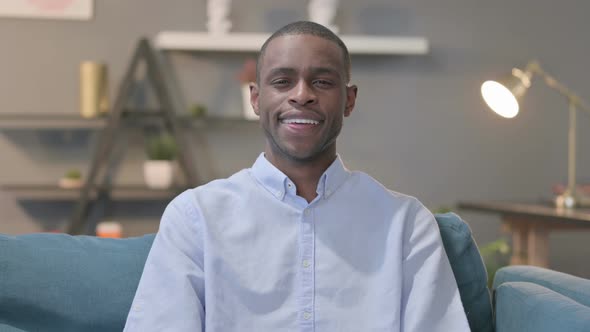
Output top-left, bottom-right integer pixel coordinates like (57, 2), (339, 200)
(256, 21), (351, 83)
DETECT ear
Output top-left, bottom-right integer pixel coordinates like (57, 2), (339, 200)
(344, 85), (358, 117)
(250, 82), (260, 115)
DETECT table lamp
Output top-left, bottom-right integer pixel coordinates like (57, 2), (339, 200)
(480, 61), (590, 208)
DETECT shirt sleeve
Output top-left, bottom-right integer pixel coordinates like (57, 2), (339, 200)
(400, 200), (470, 332)
(124, 190), (205, 332)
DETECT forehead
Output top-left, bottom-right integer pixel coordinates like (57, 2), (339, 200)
(260, 34), (345, 76)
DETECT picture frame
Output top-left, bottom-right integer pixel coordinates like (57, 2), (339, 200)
(0, 0), (93, 20)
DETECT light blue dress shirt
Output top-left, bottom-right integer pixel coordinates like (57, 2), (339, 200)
(124, 153), (469, 331)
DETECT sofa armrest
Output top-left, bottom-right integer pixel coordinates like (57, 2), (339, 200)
(493, 265), (590, 307)
(0, 324), (27, 332)
(435, 213), (494, 332)
(495, 282), (590, 332)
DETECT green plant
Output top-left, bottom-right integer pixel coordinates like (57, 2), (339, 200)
(432, 206), (452, 214)
(146, 133), (178, 161)
(189, 104), (207, 118)
(479, 238), (510, 288)
(64, 169), (82, 179)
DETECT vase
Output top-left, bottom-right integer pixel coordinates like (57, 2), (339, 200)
(96, 221), (122, 238)
(241, 84), (258, 120)
(80, 61), (109, 118)
(143, 160), (174, 189)
(58, 177), (83, 189)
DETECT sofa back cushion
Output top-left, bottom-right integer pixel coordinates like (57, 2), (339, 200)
(0, 233), (155, 332)
(435, 212), (494, 332)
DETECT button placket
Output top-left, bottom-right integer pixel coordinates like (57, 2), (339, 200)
(302, 259), (311, 268)
(299, 207), (315, 330)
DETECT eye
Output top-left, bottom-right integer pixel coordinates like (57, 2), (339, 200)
(313, 79), (334, 88)
(270, 78), (290, 87)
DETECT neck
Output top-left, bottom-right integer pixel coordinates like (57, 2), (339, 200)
(264, 148), (336, 203)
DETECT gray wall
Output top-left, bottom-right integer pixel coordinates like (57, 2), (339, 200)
(1, 0), (589, 277)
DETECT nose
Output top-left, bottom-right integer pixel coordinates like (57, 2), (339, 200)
(289, 80), (317, 106)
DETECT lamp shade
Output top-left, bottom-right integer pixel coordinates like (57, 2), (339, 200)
(481, 68), (532, 118)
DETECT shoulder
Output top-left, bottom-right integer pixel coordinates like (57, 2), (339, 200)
(158, 169), (252, 232)
(344, 171), (436, 235)
(347, 171), (425, 211)
(166, 168), (255, 216)
(194, 168), (252, 193)
(165, 168), (246, 205)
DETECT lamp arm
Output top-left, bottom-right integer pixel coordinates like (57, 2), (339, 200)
(526, 61), (585, 207)
(527, 61), (590, 113)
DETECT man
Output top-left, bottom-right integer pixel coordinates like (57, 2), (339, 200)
(124, 21), (469, 331)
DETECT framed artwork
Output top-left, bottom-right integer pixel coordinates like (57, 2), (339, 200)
(0, 0), (93, 20)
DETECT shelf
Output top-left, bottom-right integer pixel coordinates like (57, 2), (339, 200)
(0, 113), (106, 129)
(1, 184), (182, 201)
(0, 113), (258, 130)
(154, 32), (429, 55)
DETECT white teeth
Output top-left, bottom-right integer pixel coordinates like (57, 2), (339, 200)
(282, 118), (320, 125)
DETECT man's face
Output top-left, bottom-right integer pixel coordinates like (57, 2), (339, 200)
(251, 34), (357, 163)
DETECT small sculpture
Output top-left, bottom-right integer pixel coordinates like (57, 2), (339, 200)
(207, 0), (232, 34)
(308, 0), (340, 34)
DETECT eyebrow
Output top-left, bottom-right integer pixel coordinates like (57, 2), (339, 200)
(266, 66), (341, 78)
(266, 67), (297, 78)
(309, 67), (340, 77)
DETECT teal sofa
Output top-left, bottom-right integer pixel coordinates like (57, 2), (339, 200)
(1, 213), (589, 332)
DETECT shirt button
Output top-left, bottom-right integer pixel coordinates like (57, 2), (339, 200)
(304, 209), (310, 216)
(303, 312), (312, 320)
(287, 183), (293, 188)
(302, 259), (310, 268)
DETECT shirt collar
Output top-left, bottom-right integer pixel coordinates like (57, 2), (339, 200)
(250, 152), (350, 201)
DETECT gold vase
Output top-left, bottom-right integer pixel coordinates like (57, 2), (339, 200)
(79, 61), (109, 118)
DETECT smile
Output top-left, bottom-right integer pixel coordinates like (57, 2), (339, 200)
(280, 118), (321, 125)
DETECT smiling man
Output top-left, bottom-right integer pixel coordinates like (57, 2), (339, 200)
(124, 21), (469, 332)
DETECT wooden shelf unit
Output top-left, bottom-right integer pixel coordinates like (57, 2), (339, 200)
(2, 31), (431, 234)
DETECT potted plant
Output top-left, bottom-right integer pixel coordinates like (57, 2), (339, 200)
(144, 133), (178, 189)
(189, 103), (208, 118)
(59, 169), (83, 189)
(480, 238), (510, 288)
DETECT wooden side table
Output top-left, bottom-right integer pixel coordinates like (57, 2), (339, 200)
(457, 201), (590, 268)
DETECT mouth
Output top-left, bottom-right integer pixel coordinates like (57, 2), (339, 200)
(280, 118), (321, 125)
(278, 117), (323, 135)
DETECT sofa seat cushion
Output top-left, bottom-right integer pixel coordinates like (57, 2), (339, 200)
(0, 233), (155, 332)
(495, 281), (590, 332)
(493, 265), (590, 307)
